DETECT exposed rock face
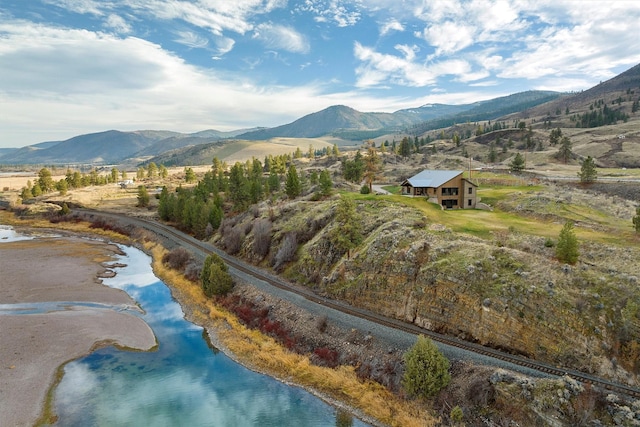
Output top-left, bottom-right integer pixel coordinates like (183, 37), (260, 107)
(217, 196), (640, 386)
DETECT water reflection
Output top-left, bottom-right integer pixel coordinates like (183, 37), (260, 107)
(0, 224), (35, 242)
(53, 245), (368, 427)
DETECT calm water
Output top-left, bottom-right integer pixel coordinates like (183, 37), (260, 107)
(51, 245), (369, 427)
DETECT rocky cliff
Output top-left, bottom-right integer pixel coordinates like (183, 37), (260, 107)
(212, 194), (640, 386)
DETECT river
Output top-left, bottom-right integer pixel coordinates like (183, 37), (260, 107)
(40, 243), (370, 426)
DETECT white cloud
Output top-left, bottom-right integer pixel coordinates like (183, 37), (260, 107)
(252, 23), (310, 54)
(416, 21), (475, 55)
(0, 21), (339, 146)
(104, 14), (133, 34)
(43, 0), (105, 16)
(212, 36), (235, 57)
(354, 42), (459, 88)
(174, 30), (209, 49)
(295, 0), (362, 27)
(379, 19), (404, 36)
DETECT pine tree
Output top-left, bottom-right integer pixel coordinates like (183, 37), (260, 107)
(285, 164), (301, 198)
(318, 169), (333, 197)
(201, 254), (234, 297)
(578, 156), (597, 183)
(510, 153), (525, 172)
(137, 185), (150, 207)
(556, 221), (579, 264)
(556, 136), (573, 164)
(402, 335), (451, 398)
(329, 197), (362, 259)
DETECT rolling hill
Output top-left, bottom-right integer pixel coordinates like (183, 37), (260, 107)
(1, 61), (639, 167)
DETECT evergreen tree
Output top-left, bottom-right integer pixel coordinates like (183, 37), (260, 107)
(557, 136), (573, 164)
(510, 153), (525, 172)
(20, 186), (32, 201)
(137, 185), (150, 207)
(110, 167), (119, 183)
(56, 179), (68, 195)
(549, 127), (562, 145)
(184, 167), (197, 183)
(285, 164), (301, 198)
(578, 156), (597, 183)
(363, 145), (380, 192)
(159, 164), (169, 179)
(329, 197), (362, 259)
(31, 183), (42, 197)
(556, 221), (579, 264)
(342, 151), (365, 183)
(228, 162), (250, 210)
(318, 169), (333, 197)
(200, 254), (234, 297)
(147, 162), (158, 178)
(158, 186), (171, 220)
(402, 335), (451, 398)
(633, 207), (640, 233)
(37, 168), (53, 193)
(267, 170), (280, 193)
(398, 137), (412, 157)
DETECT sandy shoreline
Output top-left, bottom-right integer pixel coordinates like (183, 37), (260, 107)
(0, 234), (156, 427)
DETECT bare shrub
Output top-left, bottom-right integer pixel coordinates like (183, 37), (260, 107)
(162, 247), (192, 271)
(184, 261), (202, 282)
(204, 223), (214, 238)
(312, 347), (340, 368)
(466, 377), (495, 407)
(223, 226), (243, 255)
(253, 218), (272, 258)
(316, 315), (328, 333)
(569, 384), (598, 426)
(273, 232), (297, 272)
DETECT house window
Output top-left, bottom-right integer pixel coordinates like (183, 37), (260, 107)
(468, 187), (473, 194)
(468, 199), (472, 206)
(441, 187), (459, 196)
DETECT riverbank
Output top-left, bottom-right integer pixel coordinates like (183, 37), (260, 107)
(0, 229), (156, 426)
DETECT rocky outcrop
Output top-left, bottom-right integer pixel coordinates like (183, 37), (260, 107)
(214, 196), (640, 386)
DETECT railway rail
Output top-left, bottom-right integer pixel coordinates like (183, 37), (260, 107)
(80, 209), (640, 400)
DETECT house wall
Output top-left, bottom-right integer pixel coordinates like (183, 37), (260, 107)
(463, 179), (477, 209)
(438, 175), (463, 209)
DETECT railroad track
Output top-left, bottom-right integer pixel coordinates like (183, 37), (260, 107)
(79, 210), (640, 399)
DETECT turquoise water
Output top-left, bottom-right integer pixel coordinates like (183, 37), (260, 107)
(52, 245), (368, 427)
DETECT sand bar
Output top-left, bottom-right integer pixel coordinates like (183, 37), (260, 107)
(0, 235), (156, 426)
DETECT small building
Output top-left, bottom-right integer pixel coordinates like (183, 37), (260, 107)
(400, 170), (477, 209)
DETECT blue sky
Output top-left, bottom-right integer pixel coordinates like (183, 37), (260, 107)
(1, 0), (640, 148)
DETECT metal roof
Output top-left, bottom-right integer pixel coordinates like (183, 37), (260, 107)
(405, 170), (462, 188)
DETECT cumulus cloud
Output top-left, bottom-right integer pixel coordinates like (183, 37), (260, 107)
(295, 0), (362, 27)
(252, 23), (309, 53)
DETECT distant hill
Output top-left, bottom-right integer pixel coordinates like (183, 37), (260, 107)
(134, 128), (263, 157)
(521, 63), (640, 120)
(238, 92), (559, 141)
(0, 128), (260, 165)
(0, 130), (162, 165)
(236, 105), (405, 140)
(2, 64), (638, 167)
(406, 91), (561, 135)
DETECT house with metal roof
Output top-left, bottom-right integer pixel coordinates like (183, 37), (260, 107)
(400, 170), (477, 209)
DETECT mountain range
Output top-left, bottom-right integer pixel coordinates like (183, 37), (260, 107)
(1, 62), (638, 166)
